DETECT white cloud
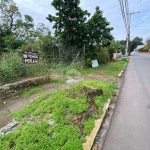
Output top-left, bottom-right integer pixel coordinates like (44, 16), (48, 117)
(13, 0), (150, 42)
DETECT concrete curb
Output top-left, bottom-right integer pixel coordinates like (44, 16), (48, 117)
(118, 63), (127, 78)
(92, 62), (128, 150)
(83, 99), (111, 150)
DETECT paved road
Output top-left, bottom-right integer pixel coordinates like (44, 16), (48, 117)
(103, 54), (150, 150)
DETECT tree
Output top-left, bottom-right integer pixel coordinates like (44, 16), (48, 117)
(118, 40), (126, 55)
(36, 23), (50, 38)
(38, 34), (58, 62)
(0, 0), (50, 53)
(129, 37), (144, 53)
(15, 15), (35, 41)
(87, 6), (113, 47)
(0, 0), (21, 30)
(107, 40), (125, 59)
(146, 37), (150, 50)
(46, 0), (90, 47)
(0, 0), (24, 51)
(119, 40), (126, 47)
(0, 0), (18, 51)
(46, 1), (114, 66)
(84, 6), (113, 61)
(144, 45), (149, 52)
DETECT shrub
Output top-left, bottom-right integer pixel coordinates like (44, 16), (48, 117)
(97, 47), (110, 64)
(0, 51), (49, 85)
(0, 51), (23, 84)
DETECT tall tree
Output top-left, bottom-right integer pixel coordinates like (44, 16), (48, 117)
(0, 0), (21, 31)
(36, 23), (50, 38)
(15, 15), (35, 41)
(0, 0), (50, 52)
(129, 37), (144, 53)
(46, 0), (90, 47)
(0, 0), (21, 51)
(87, 6), (113, 47)
(85, 6), (113, 60)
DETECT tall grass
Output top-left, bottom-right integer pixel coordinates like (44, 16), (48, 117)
(0, 51), (49, 85)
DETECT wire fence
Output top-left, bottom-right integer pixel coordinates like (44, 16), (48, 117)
(43, 44), (84, 65)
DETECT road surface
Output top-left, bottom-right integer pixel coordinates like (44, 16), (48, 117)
(103, 54), (150, 150)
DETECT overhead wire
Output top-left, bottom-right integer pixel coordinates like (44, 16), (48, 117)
(116, 0), (127, 40)
(119, 0), (128, 33)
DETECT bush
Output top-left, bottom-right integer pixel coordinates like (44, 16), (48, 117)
(0, 51), (49, 85)
(97, 47), (110, 64)
(0, 51), (23, 84)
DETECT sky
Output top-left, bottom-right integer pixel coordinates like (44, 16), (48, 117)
(13, 0), (150, 43)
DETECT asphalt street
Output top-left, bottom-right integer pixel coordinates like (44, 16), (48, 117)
(102, 53), (150, 150)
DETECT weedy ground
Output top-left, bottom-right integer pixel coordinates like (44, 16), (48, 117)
(0, 59), (128, 150)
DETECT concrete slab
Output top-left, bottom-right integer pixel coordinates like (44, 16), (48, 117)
(4, 97), (29, 113)
(0, 102), (13, 128)
(26, 93), (40, 102)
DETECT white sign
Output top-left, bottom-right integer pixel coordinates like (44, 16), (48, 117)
(92, 60), (99, 68)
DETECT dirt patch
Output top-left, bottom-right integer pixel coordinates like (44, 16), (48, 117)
(0, 67), (115, 129)
(70, 86), (103, 135)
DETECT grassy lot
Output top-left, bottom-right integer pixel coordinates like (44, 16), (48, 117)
(0, 59), (128, 150)
(49, 59), (128, 84)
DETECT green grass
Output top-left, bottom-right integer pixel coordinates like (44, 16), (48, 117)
(49, 59), (128, 84)
(65, 59), (127, 76)
(0, 51), (50, 85)
(83, 118), (95, 135)
(0, 59), (128, 150)
(21, 87), (43, 98)
(50, 77), (67, 83)
(1, 80), (116, 150)
(105, 59), (128, 76)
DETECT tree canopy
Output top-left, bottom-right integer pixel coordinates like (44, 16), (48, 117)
(0, 0), (50, 53)
(47, 0), (114, 63)
(1, 0), (116, 66)
(129, 37), (144, 53)
(86, 6), (113, 47)
(47, 0), (90, 47)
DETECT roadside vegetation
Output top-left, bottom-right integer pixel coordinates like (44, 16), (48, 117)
(0, 51), (49, 84)
(21, 87), (43, 98)
(1, 80), (116, 150)
(0, 0), (129, 149)
(0, 0), (128, 86)
(0, 58), (128, 150)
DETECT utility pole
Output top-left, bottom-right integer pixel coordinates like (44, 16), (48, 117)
(126, 11), (140, 56)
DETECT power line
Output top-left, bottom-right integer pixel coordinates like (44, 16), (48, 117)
(118, 0), (141, 55)
(118, 0), (129, 33)
(116, 0), (126, 39)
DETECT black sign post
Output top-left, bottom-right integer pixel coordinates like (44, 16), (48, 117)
(22, 51), (39, 64)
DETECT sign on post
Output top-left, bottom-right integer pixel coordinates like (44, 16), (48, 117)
(22, 51), (39, 64)
(92, 60), (99, 68)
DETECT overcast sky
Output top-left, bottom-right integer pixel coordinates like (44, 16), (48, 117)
(13, 0), (150, 43)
